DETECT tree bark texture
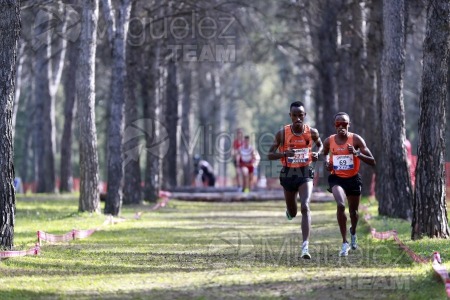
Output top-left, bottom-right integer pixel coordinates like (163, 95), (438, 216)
(33, 2), (67, 193)
(104, 0), (132, 216)
(33, 16), (54, 193)
(123, 0), (142, 205)
(143, 45), (161, 202)
(412, 0), (450, 239)
(317, 0), (340, 136)
(162, 58), (179, 190)
(181, 66), (192, 186)
(77, 0), (100, 213)
(378, 0), (412, 219)
(60, 37), (79, 193)
(369, 0), (385, 203)
(0, 0), (20, 249)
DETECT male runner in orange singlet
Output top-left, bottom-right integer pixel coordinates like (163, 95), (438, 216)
(322, 112), (376, 257)
(268, 101), (322, 259)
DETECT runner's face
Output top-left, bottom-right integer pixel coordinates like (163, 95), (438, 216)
(289, 106), (306, 129)
(335, 115), (350, 136)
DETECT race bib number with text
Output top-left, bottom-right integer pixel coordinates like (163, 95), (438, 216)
(288, 148), (310, 164)
(333, 155), (354, 170)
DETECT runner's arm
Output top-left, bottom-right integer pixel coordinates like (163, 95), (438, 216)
(310, 127), (323, 161)
(352, 134), (376, 166)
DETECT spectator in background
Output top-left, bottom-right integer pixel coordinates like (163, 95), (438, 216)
(193, 155), (216, 187)
(252, 148), (261, 188)
(237, 135), (257, 193)
(232, 128), (244, 189)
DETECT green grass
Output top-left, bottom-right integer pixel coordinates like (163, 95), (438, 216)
(0, 194), (448, 299)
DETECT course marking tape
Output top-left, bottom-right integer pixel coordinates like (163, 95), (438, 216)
(0, 244), (40, 259)
(361, 205), (449, 297)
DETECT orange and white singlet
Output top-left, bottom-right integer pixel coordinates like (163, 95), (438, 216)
(328, 133), (360, 178)
(280, 124), (312, 168)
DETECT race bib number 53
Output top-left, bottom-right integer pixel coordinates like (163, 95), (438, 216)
(333, 155), (354, 170)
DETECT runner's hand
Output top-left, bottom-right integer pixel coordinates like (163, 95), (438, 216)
(347, 144), (358, 155)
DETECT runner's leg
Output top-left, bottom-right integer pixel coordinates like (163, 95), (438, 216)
(332, 185), (348, 243)
(347, 195), (360, 234)
(298, 181), (313, 242)
(284, 190), (298, 218)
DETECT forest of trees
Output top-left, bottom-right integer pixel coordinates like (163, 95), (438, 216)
(0, 0), (449, 248)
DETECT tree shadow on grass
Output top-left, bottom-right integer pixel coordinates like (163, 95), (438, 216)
(0, 272), (433, 300)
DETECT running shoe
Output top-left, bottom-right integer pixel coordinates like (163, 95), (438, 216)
(301, 245), (311, 259)
(349, 227), (358, 250)
(286, 210), (293, 220)
(339, 242), (350, 257)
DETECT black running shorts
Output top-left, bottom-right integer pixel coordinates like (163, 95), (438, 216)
(328, 173), (362, 196)
(279, 166), (314, 192)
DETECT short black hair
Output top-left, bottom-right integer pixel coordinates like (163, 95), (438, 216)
(334, 112), (350, 120)
(290, 101), (305, 110)
(244, 135), (250, 139)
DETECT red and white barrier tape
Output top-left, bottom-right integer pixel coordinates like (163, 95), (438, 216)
(0, 244), (40, 259)
(3, 190), (170, 259)
(362, 205), (449, 297)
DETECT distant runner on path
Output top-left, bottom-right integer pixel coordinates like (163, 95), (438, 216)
(322, 112), (376, 257)
(267, 101), (322, 259)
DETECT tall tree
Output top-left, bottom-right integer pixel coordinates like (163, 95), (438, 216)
(123, 0), (142, 205)
(101, 0), (132, 215)
(142, 45), (161, 202)
(378, 0), (412, 219)
(180, 65), (193, 186)
(412, 0), (450, 239)
(0, 0), (20, 249)
(32, 2), (67, 193)
(12, 40), (25, 140)
(316, 0), (341, 136)
(77, 0), (100, 213)
(60, 32), (80, 193)
(366, 0), (383, 199)
(162, 55), (179, 189)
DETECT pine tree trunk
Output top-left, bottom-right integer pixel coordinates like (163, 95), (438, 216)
(142, 46), (160, 202)
(20, 84), (34, 185)
(181, 66), (192, 186)
(33, 3), (67, 193)
(0, 0), (20, 249)
(123, 1), (142, 205)
(104, 0), (132, 216)
(379, 0), (412, 219)
(318, 0), (340, 137)
(12, 40), (25, 141)
(412, 0), (450, 239)
(60, 37), (79, 193)
(33, 17), (53, 193)
(162, 59), (179, 189)
(369, 0), (385, 204)
(365, 0), (383, 198)
(77, 0), (100, 213)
